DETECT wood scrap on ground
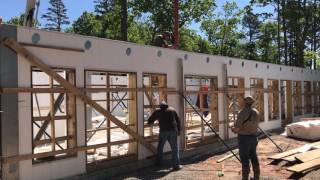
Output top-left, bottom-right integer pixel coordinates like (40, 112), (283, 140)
(268, 142), (320, 160)
(287, 158), (320, 173)
(217, 149), (239, 163)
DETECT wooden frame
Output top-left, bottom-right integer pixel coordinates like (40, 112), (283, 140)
(142, 73), (167, 139)
(1, 38), (156, 164)
(313, 82), (320, 114)
(293, 81), (303, 116)
(250, 78), (264, 122)
(31, 68), (77, 163)
(84, 70), (138, 164)
(267, 79), (279, 121)
(280, 80), (293, 126)
(184, 75), (218, 148)
(227, 77), (245, 124)
(304, 81), (312, 114)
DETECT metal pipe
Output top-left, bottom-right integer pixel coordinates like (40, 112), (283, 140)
(258, 126), (283, 152)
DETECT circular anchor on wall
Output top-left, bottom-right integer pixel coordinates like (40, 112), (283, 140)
(32, 33), (40, 44)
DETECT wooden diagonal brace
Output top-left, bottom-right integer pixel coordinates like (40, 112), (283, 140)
(34, 93), (65, 141)
(2, 37), (156, 153)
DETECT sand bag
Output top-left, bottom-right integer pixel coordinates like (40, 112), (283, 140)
(286, 120), (320, 141)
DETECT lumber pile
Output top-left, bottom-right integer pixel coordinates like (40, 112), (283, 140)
(268, 142), (320, 173)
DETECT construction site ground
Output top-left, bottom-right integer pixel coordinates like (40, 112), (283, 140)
(111, 132), (320, 180)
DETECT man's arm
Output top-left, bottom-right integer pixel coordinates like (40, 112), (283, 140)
(231, 111), (245, 133)
(147, 110), (159, 125)
(174, 111), (181, 135)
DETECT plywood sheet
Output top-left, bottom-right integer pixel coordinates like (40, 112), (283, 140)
(287, 158), (320, 173)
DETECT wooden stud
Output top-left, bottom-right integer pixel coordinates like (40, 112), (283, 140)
(128, 73), (137, 154)
(2, 139), (135, 164)
(67, 71), (77, 152)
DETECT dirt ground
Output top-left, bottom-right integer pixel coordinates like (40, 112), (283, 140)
(112, 133), (320, 180)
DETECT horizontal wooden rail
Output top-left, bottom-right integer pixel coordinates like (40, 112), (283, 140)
(2, 139), (135, 164)
(33, 135), (72, 146)
(33, 115), (71, 121)
(1, 87), (320, 95)
(86, 124), (136, 133)
(21, 42), (85, 53)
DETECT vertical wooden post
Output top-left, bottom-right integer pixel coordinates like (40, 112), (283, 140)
(107, 73), (111, 158)
(222, 64), (229, 140)
(67, 71), (77, 151)
(50, 77), (56, 152)
(287, 80), (293, 123)
(128, 73), (137, 154)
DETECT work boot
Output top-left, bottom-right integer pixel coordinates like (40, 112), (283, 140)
(172, 165), (182, 171)
(242, 168), (250, 180)
(252, 165), (260, 180)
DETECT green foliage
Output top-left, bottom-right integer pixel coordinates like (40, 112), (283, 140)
(41, 0), (70, 32)
(304, 50), (318, 68)
(6, 14), (40, 27)
(72, 12), (102, 36)
(94, 0), (131, 40)
(257, 21), (278, 63)
(6, 14), (25, 26)
(201, 1), (244, 57)
(128, 21), (153, 44)
(131, 0), (216, 36)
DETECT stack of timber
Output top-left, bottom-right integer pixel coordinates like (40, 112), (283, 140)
(268, 142), (320, 173)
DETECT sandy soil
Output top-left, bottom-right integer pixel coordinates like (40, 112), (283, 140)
(112, 133), (320, 180)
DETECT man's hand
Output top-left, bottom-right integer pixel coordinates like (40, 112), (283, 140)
(231, 127), (240, 134)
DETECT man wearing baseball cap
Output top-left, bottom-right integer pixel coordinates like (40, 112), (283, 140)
(231, 96), (260, 180)
(147, 101), (182, 170)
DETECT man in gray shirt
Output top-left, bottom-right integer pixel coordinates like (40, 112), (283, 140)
(231, 96), (260, 180)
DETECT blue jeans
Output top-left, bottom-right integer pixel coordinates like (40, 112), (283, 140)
(156, 131), (180, 167)
(238, 135), (260, 180)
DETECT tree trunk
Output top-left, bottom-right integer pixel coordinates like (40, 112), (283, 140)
(313, 0), (317, 69)
(120, 0), (128, 41)
(281, 0), (288, 65)
(277, 0), (281, 64)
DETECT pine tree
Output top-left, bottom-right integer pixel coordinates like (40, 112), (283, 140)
(42, 0), (70, 32)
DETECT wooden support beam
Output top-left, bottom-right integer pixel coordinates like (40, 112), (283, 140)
(0, 87), (177, 93)
(20, 42), (85, 52)
(287, 158), (320, 173)
(33, 135), (72, 147)
(2, 139), (135, 164)
(1, 87), (303, 96)
(217, 149), (239, 163)
(33, 115), (70, 121)
(2, 37), (156, 154)
(295, 149), (320, 163)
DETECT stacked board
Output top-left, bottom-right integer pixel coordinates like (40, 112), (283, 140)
(268, 142), (320, 173)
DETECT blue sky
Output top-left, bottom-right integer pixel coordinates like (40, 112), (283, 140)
(0, 0), (273, 32)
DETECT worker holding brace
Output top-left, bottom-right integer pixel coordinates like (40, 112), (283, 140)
(231, 96), (260, 180)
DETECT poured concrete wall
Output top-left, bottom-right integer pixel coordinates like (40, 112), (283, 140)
(0, 25), (19, 180)
(0, 24), (319, 179)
